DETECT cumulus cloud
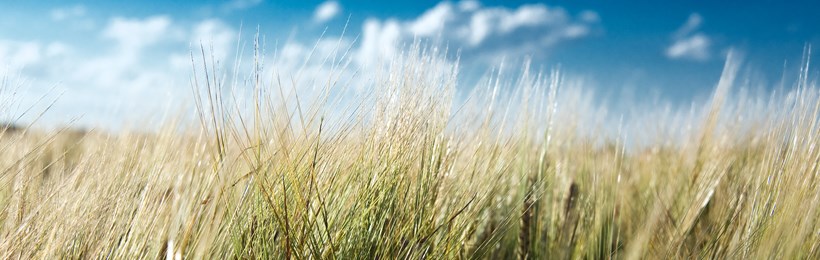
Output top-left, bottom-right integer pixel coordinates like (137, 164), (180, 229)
(358, 19), (403, 66)
(666, 13), (712, 61)
(409, 2), (454, 36)
(356, 1), (600, 65)
(314, 1), (342, 23)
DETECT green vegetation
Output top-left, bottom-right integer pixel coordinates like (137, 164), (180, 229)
(0, 43), (818, 259)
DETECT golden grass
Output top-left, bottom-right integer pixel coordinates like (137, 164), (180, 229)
(0, 42), (818, 259)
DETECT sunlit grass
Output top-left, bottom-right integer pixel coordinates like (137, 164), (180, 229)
(0, 41), (818, 259)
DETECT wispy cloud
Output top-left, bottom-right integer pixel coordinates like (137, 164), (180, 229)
(666, 34), (710, 61)
(0, 40), (43, 68)
(666, 13), (712, 61)
(49, 5), (95, 30)
(50, 5), (87, 21)
(1, 14), (239, 127)
(223, 0), (263, 11)
(579, 10), (599, 23)
(673, 13), (702, 39)
(314, 1), (342, 23)
(102, 16), (174, 51)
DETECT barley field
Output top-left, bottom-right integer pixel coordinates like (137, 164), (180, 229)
(1, 42), (819, 259)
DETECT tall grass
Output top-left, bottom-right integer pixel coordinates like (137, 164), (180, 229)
(0, 40), (819, 259)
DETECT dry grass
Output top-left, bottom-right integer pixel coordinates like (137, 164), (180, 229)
(0, 42), (819, 259)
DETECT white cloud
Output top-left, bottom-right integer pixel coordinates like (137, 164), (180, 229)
(314, 1), (342, 23)
(45, 42), (70, 57)
(0, 40), (43, 68)
(666, 13), (712, 61)
(357, 1), (599, 64)
(674, 13), (702, 39)
(498, 4), (556, 32)
(458, 0), (480, 12)
(666, 33), (710, 61)
(191, 19), (237, 60)
(224, 0), (263, 11)
(83, 16), (234, 88)
(0, 16), (241, 128)
(102, 16), (173, 51)
(409, 2), (454, 36)
(358, 19), (402, 66)
(50, 5), (86, 21)
(49, 5), (96, 31)
(271, 38), (356, 83)
(169, 19), (236, 70)
(580, 10), (599, 23)
(4, 2), (600, 128)
(67, 16), (177, 88)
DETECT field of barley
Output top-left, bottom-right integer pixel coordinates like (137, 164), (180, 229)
(1, 42), (819, 259)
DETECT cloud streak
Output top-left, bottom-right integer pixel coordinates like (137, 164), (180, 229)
(223, 0), (263, 11)
(666, 13), (712, 61)
(50, 5), (87, 21)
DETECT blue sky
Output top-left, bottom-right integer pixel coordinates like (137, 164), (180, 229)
(1, 0), (818, 128)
